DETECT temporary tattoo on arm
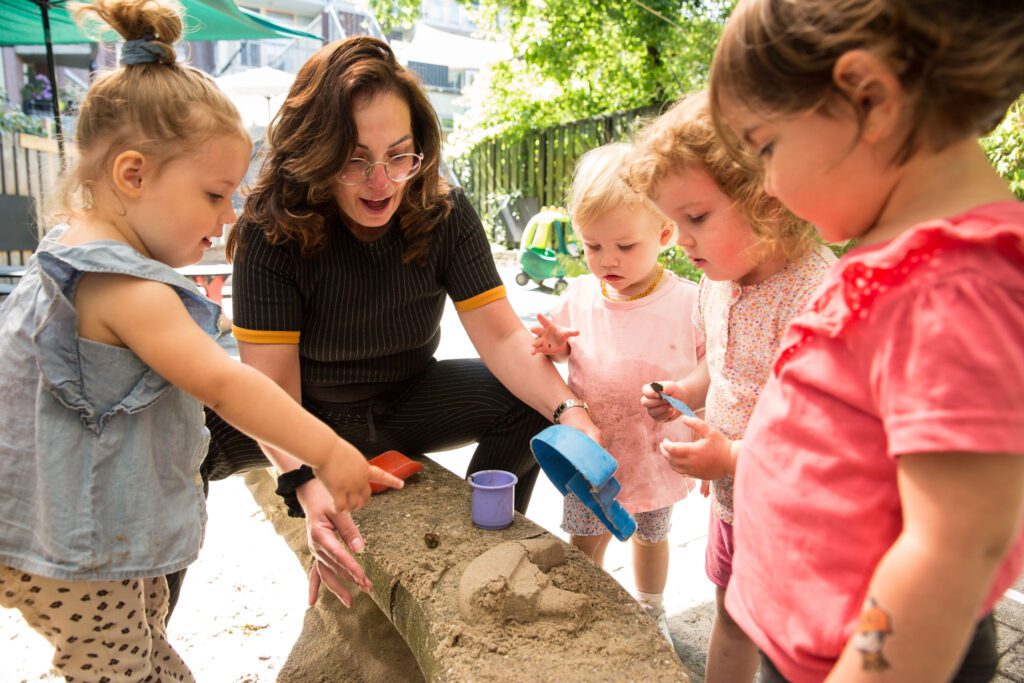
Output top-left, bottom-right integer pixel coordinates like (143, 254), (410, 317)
(852, 597), (893, 671)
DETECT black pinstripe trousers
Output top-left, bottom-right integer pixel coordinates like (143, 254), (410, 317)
(167, 358), (548, 620)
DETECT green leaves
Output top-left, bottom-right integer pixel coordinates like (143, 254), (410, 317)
(368, 0), (421, 33)
(982, 98), (1024, 201)
(450, 0), (728, 152)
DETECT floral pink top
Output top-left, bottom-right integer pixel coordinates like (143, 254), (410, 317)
(697, 244), (835, 523)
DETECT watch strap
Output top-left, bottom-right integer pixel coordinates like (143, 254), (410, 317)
(552, 398), (590, 424)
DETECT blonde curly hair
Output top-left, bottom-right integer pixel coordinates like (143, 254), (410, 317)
(630, 90), (817, 260)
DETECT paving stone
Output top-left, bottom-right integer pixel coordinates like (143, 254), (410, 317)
(998, 646), (1024, 683)
(668, 601), (715, 682)
(998, 595), (1024, 638)
(998, 623), (1024, 657)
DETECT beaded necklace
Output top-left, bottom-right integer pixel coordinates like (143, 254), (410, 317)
(600, 264), (665, 302)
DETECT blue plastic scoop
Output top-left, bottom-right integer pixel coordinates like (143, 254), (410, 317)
(530, 425), (636, 542)
(650, 381), (697, 418)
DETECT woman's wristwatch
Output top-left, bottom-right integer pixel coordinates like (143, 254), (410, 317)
(552, 398), (590, 424)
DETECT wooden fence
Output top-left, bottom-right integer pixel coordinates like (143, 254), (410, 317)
(0, 130), (62, 265)
(454, 103), (664, 234)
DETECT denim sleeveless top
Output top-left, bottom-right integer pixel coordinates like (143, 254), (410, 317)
(0, 228), (220, 580)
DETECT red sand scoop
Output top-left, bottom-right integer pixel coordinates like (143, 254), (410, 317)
(368, 450), (424, 494)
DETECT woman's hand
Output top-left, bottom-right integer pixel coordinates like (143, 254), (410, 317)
(529, 313), (578, 361)
(641, 380), (690, 422)
(296, 479), (373, 607)
(659, 416), (738, 480)
(556, 403), (603, 447)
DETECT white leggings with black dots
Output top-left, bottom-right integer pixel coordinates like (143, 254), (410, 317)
(0, 565), (194, 682)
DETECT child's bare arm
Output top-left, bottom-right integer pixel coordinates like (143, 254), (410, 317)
(93, 276), (402, 513)
(235, 341), (378, 604)
(825, 450), (1024, 682)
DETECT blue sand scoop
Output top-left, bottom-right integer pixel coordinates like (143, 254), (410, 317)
(530, 425), (636, 542)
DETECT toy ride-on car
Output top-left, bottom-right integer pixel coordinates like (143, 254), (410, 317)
(515, 207), (579, 294)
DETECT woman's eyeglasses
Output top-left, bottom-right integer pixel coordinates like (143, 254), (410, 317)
(336, 152), (424, 186)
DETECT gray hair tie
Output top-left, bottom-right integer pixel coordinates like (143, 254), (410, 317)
(121, 36), (173, 65)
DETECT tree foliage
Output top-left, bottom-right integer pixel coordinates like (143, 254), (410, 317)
(368, 0), (421, 34)
(376, 1), (1022, 203)
(983, 98), (1024, 201)
(375, 0), (729, 151)
(0, 92), (46, 137)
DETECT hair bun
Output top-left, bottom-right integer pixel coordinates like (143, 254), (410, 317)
(75, 0), (183, 65)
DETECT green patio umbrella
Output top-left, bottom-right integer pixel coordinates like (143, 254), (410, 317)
(0, 0), (322, 46)
(2, 0), (322, 161)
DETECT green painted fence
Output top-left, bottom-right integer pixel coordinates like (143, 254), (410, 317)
(453, 103), (665, 240)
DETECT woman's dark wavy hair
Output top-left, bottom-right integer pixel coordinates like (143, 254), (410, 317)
(227, 36), (449, 264)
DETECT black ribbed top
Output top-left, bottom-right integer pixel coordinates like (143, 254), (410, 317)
(231, 189), (502, 387)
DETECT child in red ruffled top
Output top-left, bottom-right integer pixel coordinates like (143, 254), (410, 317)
(682, 1), (1024, 681)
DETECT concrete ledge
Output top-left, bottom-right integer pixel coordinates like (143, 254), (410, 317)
(244, 459), (693, 682)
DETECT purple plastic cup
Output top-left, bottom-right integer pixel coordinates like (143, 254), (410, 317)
(467, 470), (518, 530)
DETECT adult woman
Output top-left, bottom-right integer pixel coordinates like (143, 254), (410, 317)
(197, 36), (599, 606)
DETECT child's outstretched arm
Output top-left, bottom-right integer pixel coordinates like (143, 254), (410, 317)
(85, 275), (404, 514)
(641, 358), (710, 422)
(529, 312), (579, 362)
(825, 451), (1024, 682)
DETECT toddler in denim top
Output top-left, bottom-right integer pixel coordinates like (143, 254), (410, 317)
(0, 228), (219, 580)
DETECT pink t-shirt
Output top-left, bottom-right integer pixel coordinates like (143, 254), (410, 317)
(549, 272), (704, 512)
(727, 203), (1024, 683)
(696, 244), (836, 523)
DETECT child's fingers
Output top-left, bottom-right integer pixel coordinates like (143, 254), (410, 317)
(643, 401), (675, 422)
(529, 325), (544, 335)
(368, 466), (405, 490)
(531, 339), (555, 356)
(659, 438), (694, 462)
(700, 480), (711, 497)
(678, 414), (711, 438)
(640, 384), (662, 400)
(536, 313), (554, 329)
(650, 408), (676, 422)
(563, 328), (580, 338)
(337, 488), (369, 514)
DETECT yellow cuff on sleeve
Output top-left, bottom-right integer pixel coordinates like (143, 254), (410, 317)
(231, 326), (300, 345)
(454, 285), (507, 313)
